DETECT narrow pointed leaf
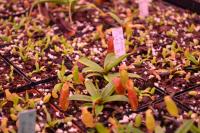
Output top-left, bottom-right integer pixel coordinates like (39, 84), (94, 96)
(104, 53), (115, 68)
(85, 80), (100, 97)
(103, 95), (128, 103)
(101, 82), (114, 98)
(108, 12), (124, 25)
(69, 94), (92, 102)
(78, 57), (104, 72)
(175, 120), (193, 133)
(105, 54), (128, 73)
(82, 67), (104, 73)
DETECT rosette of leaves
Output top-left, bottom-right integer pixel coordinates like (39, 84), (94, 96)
(184, 49), (200, 71)
(69, 79), (128, 116)
(78, 53), (141, 82)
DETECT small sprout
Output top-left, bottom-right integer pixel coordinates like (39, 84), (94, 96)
(162, 48), (168, 59)
(184, 48), (199, 65)
(112, 77), (125, 94)
(188, 91), (198, 96)
(8, 65), (14, 81)
(52, 83), (63, 99)
(5, 89), (20, 105)
(184, 72), (191, 82)
(43, 93), (51, 103)
(81, 107), (95, 128)
(145, 109), (155, 133)
(57, 61), (67, 82)
(96, 25), (106, 48)
(134, 114), (142, 127)
(125, 80), (138, 111)
(0, 35), (11, 42)
(59, 82), (70, 111)
(187, 24), (196, 33)
(133, 55), (143, 66)
(29, 53), (46, 76)
(166, 30), (178, 38)
(164, 96), (179, 117)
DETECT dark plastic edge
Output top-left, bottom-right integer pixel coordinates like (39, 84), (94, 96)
(0, 54), (32, 82)
(173, 97), (192, 113)
(174, 84), (200, 97)
(164, 0), (200, 14)
(0, 8), (30, 19)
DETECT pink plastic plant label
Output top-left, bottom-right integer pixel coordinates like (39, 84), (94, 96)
(139, 0), (149, 18)
(112, 27), (126, 57)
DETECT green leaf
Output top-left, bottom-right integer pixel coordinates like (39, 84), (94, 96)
(82, 67), (103, 73)
(0, 35), (11, 42)
(101, 82), (114, 98)
(155, 125), (166, 133)
(69, 94), (92, 102)
(128, 73), (141, 79)
(95, 105), (104, 116)
(104, 53), (115, 68)
(52, 83), (63, 98)
(134, 114), (142, 127)
(85, 80), (100, 97)
(190, 125), (200, 133)
(104, 54), (129, 73)
(86, 73), (103, 78)
(78, 57), (104, 72)
(118, 124), (144, 133)
(31, 0), (69, 9)
(43, 106), (52, 123)
(96, 123), (110, 133)
(73, 64), (79, 83)
(184, 50), (199, 65)
(108, 12), (124, 25)
(175, 120), (193, 133)
(103, 95), (128, 103)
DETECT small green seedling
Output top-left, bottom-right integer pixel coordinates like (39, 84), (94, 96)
(69, 79), (128, 116)
(78, 52), (140, 82)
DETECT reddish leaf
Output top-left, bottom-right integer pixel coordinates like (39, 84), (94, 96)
(112, 77), (125, 94)
(107, 36), (114, 53)
(95, 0), (105, 5)
(126, 80), (138, 111)
(81, 107), (95, 128)
(59, 82), (70, 111)
(78, 73), (85, 84)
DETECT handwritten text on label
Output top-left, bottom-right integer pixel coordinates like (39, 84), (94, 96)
(112, 27), (126, 57)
